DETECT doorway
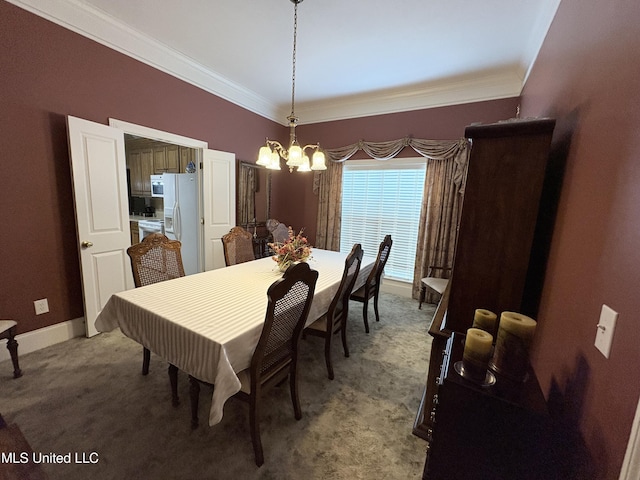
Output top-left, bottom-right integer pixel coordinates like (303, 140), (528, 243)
(124, 134), (199, 272)
(68, 116), (235, 337)
(109, 118), (236, 273)
(110, 119), (207, 273)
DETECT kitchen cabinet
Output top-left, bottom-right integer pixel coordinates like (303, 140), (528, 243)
(153, 145), (180, 173)
(179, 146), (194, 173)
(413, 118), (557, 473)
(127, 149), (153, 197)
(127, 137), (197, 195)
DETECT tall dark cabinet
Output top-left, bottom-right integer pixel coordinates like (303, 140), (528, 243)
(413, 118), (557, 479)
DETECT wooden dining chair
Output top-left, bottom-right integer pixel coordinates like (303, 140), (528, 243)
(188, 262), (318, 467)
(349, 235), (392, 333)
(127, 233), (185, 406)
(418, 265), (452, 309)
(0, 320), (22, 378)
(304, 244), (363, 380)
(222, 226), (255, 266)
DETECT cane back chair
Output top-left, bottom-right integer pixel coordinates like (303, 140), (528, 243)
(188, 262), (318, 466)
(127, 233), (185, 406)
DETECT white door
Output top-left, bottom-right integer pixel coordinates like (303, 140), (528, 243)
(202, 149), (235, 270)
(67, 116), (134, 337)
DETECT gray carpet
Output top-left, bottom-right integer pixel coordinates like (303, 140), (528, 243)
(0, 294), (435, 480)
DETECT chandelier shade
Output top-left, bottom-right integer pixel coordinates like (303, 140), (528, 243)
(257, 0), (326, 173)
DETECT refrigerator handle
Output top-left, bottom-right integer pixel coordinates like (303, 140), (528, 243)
(174, 204), (181, 241)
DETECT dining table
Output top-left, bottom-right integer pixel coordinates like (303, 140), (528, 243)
(95, 248), (375, 426)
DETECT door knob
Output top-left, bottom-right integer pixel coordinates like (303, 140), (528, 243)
(81, 241), (94, 248)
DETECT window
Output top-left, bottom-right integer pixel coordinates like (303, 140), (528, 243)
(340, 158), (426, 282)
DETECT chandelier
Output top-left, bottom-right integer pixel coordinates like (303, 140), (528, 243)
(257, 0), (327, 173)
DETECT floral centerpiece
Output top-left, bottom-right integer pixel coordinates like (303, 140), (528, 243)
(268, 226), (312, 272)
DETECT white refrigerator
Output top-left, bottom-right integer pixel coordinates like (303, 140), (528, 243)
(163, 173), (200, 275)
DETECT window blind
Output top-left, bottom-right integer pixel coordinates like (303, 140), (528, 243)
(340, 159), (426, 282)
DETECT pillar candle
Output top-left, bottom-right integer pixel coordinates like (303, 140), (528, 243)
(499, 311), (537, 350)
(463, 328), (493, 381)
(490, 311), (537, 381)
(472, 309), (497, 337)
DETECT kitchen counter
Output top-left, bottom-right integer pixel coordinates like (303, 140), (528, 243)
(129, 214), (161, 222)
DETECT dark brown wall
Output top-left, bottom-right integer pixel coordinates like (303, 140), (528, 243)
(520, 1), (640, 478)
(0, 1), (282, 333)
(274, 98), (520, 242)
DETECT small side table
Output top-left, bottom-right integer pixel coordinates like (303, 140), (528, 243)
(0, 320), (22, 378)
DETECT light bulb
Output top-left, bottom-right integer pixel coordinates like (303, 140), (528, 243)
(297, 155), (311, 172)
(286, 143), (303, 167)
(311, 150), (327, 170)
(257, 145), (272, 166)
(267, 151), (281, 170)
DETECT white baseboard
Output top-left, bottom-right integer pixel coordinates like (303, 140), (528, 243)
(0, 318), (85, 363)
(380, 278), (413, 298)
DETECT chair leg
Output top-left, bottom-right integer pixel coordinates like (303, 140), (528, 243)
(324, 334), (334, 380)
(6, 329), (22, 379)
(142, 347), (151, 375)
(373, 291), (381, 323)
(341, 322), (350, 358)
(290, 366), (302, 420)
(418, 285), (426, 310)
(249, 393), (264, 467)
(362, 299), (370, 334)
(168, 364), (179, 407)
(189, 376), (200, 429)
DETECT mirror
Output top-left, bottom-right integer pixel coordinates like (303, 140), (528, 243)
(237, 162), (271, 231)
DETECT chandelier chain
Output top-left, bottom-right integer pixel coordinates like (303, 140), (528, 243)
(256, 0), (326, 173)
(290, 0), (298, 118)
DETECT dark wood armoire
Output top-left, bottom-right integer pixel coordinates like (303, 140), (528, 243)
(413, 118), (557, 479)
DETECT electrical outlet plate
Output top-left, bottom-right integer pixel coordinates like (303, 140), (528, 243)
(595, 304), (618, 358)
(34, 298), (49, 315)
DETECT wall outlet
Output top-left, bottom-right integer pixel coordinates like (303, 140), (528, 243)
(595, 304), (618, 358)
(34, 298), (49, 315)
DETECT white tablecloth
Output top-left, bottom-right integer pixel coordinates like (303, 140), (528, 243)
(95, 249), (375, 426)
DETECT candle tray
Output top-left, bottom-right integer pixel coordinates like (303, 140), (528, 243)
(454, 361), (496, 386)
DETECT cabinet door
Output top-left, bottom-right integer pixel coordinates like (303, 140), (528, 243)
(445, 119), (555, 333)
(140, 149), (154, 195)
(179, 146), (193, 173)
(153, 147), (167, 173)
(165, 145), (180, 173)
(128, 151), (143, 196)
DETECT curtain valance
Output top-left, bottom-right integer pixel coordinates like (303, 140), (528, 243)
(324, 137), (470, 191)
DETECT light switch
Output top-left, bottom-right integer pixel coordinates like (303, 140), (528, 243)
(595, 304), (618, 358)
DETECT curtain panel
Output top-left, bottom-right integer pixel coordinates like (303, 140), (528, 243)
(237, 165), (256, 225)
(315, 159), (343, 250)
(316, 137), (470, 299)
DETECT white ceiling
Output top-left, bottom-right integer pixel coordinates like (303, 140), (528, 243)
(10, 0), (560, 125)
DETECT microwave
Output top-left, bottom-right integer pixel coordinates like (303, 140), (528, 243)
(150, 175), (164, 197)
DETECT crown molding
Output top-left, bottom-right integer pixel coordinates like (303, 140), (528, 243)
(8, 0), (528, 126)
(6, 0), (281, 122)
(294, 69), (525, 125)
